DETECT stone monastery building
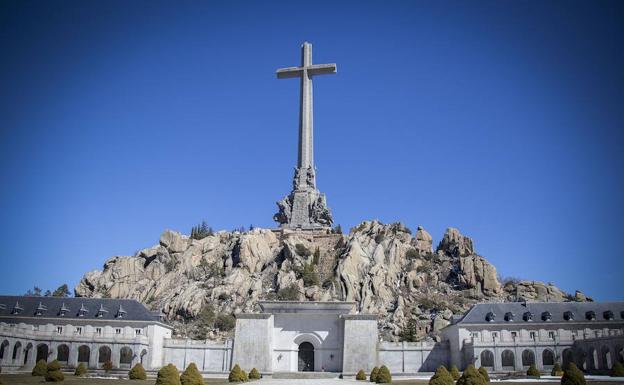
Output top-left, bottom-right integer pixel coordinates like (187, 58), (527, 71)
(1, 295), (623, 377)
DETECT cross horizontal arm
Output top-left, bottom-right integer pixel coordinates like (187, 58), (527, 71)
(307, 63), (337, 76)
(276, 67), (304, 79)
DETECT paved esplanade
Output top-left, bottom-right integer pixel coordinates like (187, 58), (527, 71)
(273, 42), (335, 229)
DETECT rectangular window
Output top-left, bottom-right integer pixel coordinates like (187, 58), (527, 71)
(116, 328), (121, 334)
(57, 326), (63, 334)
(548, 331), (555, 339)
(471, 332), (479, 339)
(96, 327), (102, 335)
(530, 331), (536, 339)
(135, 329), (142, 335)
(75, 327), (82, 335)
(511, 331), (517, 339)
(33, 325), (39, 331)
(491, 332), (498, 339)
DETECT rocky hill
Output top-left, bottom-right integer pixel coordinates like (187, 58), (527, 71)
(76, 220), (589, 341)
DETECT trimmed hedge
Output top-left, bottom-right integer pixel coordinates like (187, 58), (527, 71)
(429, 366), (454, 385)
(376, 365), (391, 384)
(527, 364), (540, 377)
(356, 369), (367, 381)
(249, 368), (261, 380)
(129, 363), (147, 380)
(369, 367), (380, 383)
(156, 363), (182, 385)
(75, 362), (88, 376)
(32, 360), (48, 376)
(551, 363), (563, 376)
(180, 363), (203, 385)
(478, 367), (490, 384)
(611, 361), (624, 377)
(450, 365), (461, 380)
(45, 360), (64, 382)
(103, 360), (113, 372)
(228, 364), (246, 383)
(456, 365), (486, 385)
(561, 363), (586, 385)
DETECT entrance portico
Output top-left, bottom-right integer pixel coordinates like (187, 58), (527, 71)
(232, 301), (378, 377)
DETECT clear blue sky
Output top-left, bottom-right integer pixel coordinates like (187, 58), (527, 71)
(1, 0), (622, 300)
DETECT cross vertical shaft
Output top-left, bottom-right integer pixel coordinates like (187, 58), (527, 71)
(299, 42), (313, 169)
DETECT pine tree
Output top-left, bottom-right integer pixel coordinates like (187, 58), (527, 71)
(180, 363), (204, 385)
(561, 363), (586, 385)
(369, 367), (379, 383)
(428, 366), (454, 385)
(156, 364), (181, 385)
(376, 365), (392, 383)
(129, 363), (147, 380)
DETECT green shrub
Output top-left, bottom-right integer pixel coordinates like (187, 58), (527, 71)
(450, 365), (461, 380)
(249, 368), (260, 380)
(215, 313), (236, 331)
(180, 362), (203, 385)
(32, 360), (48, 376)
(369, 366), (379, 382)
(301, 263), (320, 287)
(241, 370), (248, 382)
(46, 360), (61, 372)
(376, 365), (391, 383)
(527, 364), (540, 377)
(356, 369), (367, 380)
(611, 361), (624, 377)
(156, 364), (181, 385)
(74, 362), (88, 376)
(45, 369), (64, 382)
(551, 363), (563, 376)
(103, 360), (113, 372)
(277, 284), (299, 300)
(295, 243), (312, 257)
(561, 363), (586, 385)
(478, 367), (490, 383)
(129, 363), (147, 380)
(456, 365), (486, 385)
(0, 378), (7, 385)
(229, 364), (244, 383)
(429, 366), (454, 385)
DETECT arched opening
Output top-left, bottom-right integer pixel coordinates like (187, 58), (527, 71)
(502, 349), (515, 369)
(120, 347), (133, 368)
(0, 340), (9, 360)
(98, 346), (112, 367)
(617, 345), (624, 364)
(480, 350), (494, 368)
(12, 342), (22, 362)
(24, 343), (33, 365)
(78, 345), (90, 364)
(522, 349), (536, 367)
(542, 349), (555, 367)
(140, 350), (148, 365)
(562, 348), (574, 369)
(601, 346), (612, 370)
(298, 342), (314, 372)
(36, 343), (49, 363)
(57, 344), (69, 364)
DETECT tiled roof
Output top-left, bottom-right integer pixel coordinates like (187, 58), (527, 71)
(0, 296), (161, 323)
(456, 301), (624, 325)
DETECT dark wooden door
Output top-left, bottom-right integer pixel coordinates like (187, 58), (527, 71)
(298, 342), (314, 372)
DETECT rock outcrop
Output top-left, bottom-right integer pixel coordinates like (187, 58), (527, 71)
(76, 220), (588, 341)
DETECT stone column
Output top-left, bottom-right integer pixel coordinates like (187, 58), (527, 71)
(68, 343), (78, 368)
(342, 315), (378, 378)
(232, 314), (273, 375)
(89, 344), (98, 368)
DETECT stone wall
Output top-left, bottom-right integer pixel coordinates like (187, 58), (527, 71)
(162, 339), (232, 373)
(378, 341), (449, 373)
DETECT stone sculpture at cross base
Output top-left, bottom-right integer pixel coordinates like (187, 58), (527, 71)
(273, 41), (335, 230)
(274, 166), (333, 229)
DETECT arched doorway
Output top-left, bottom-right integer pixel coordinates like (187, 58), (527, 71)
(480, 350), (494, 369)
(542, 349), (555, 367)
(36, 344), (49, 363)
(501, 350), (515, 370)
(24, 343), (33, 365)
(12, 342), (22, 363)
(57, 344), (70, 364)
(98, 346), (112, 367)
(562, 348), (574, 369)
(0, 340), (9, 360)
(522, 349), (535, 367)
(298, 342), (314, 372)
(78, 345), (90, 365)
(120, 347), (133, 369)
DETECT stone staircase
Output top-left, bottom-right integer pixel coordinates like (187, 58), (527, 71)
(272, 371), (341, 379)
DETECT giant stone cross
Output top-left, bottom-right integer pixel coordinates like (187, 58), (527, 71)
(273, 42), (335, 229)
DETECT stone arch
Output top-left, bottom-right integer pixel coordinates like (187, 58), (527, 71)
(616, 345), (624, 364)
(78, 345), (90, 364)
(57, 344), (70, 363)
(298, 341), (314, 372)
(120, 347), (133, 368)
(140, 349), (148, 365)
(36, 343), (49, 363)
(98, 345), (112, 365)
(293, 333), (322, 372)
(501, 349), (515, 369)
(24, 343), (33, 365)
(601, 346), (612, 370)
(0, 340), (9, 360)
(522, 349), (536, 367)
(576, 349), (587, 370)
(480, 350), (494, 368)
(542, 349), (555, 367)
(12, 341), (22, 362)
